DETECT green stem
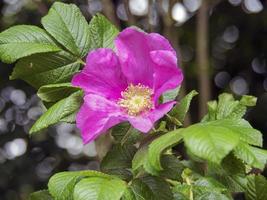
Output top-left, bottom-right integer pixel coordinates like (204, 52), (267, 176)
(77, 59), (86, 65)
(166, 113), (182, 126)
(166, 179), (179, 186)
(185, 177), (194, 200)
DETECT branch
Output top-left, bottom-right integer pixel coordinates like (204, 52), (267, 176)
(123, 0), (137, 25)
(100, 0), (120, 27)
(196, 0), (211, 118)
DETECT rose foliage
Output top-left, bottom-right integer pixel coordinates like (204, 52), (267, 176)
(1, 2), (267, 200)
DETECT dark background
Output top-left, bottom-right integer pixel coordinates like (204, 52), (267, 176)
(0, 0), (267, 199)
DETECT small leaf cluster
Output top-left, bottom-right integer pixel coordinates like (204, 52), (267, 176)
(1, 2), (267, 200)
(0, 2), (118, 133)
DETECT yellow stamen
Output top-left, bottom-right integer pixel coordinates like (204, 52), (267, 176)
(118, 83), (153, 116)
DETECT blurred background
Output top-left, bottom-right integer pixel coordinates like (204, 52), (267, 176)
(0, 0), (267, 199)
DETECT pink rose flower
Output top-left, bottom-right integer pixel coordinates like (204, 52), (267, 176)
(72, 27), (183, 143)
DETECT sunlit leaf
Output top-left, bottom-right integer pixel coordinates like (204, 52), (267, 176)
(0, 25), (60, 63)
(42, 2), (90, 57)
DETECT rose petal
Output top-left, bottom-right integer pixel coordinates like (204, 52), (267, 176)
(77, 94), (126, 144)
(150, 50), (183, 104)
(128, 101), (176, 132)
(115, 27), (176, 87)
(72, 48), (127, 100)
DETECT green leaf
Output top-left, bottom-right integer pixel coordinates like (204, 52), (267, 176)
(227, 95), (256, 120)
(0, 25), (60, 64)
(42, 2), (90, 57)
(194, 177), (227, 191)
(162, 87), (180, 103)
(216, 93), (239, 120)
(240, 95), (257, 106)
(202, 93), (257, 122)
(183, 119), (241, 164)
(101, 144), (137, 180)
(201, 101), (218, 122)
(73, 177), (126, 200)
(173, 178), (231, 200)
(132, 131), (184, 177)
(245, 175), (267, 200)
(170, 90), (198, 123)
(206, 119), (262, 147)
(128, 176), (173, 200)
(147, 129), (184, 173)
(132, 146), (148, 173)
(38, 83), (80, 102)
(220, 153), (246, 175)
(206, 153), (247, 193)
(172, 184), (191, 200)
(158, 155), (184, 181)
(139, 154), (181, 183)
(29, 190), (53, 200)
(218, 175), (247, 193)
(194, 179), (231, 200)
(184, 118), (262, 165)
(195, 192), (230, 200)
(60, 112), (78, 124)
(208, 171), (247, 193)
(234, 142), (267, 170)
(48, 170), (110, 200)
(111, 122), (143, 145)
(11, 51), (80, 89)
(88, 13), (119, 50)
(30, 90), (83, 134)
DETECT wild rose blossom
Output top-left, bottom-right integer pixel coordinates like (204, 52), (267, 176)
(72, 27), (183, 143)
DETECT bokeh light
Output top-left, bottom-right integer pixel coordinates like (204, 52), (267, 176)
(10, 89), (26, 106)
(55, 123), (97, 157)
(161, 0), (169, 13)
(214, 71), (231, 89)
(36, 157), (57, 180)
(116, 3), (128, 21)
(83, 142), (97, 157)
(4, 138), (27, 159)
(0, 118), (8, 133)
(230, 76), (249, 95)
(183, 0), (202, 13)
(243, 0), (263, 13)
(228, 0), (242, 6)
(87, 0), (102, 15)
(222, 25), (239, 43)
(1, 86), (14, 101)
(171, 2), (188, 24)
(129, 0), (149, 16)
(251, 57), (266, 74)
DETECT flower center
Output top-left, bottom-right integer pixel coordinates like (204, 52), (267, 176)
(118, 84), (153, 116)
